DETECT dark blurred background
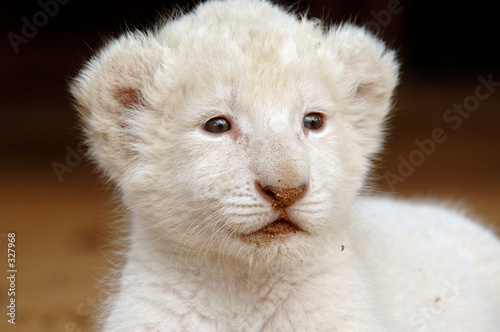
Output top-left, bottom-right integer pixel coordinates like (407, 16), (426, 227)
(1, 0), (499, 330)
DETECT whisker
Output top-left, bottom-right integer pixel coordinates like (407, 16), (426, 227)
(222, 203), (266, 209)
(229, 212), (269, 217)
(296, 201), (323, 207)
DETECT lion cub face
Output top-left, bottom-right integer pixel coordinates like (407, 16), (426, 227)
(71, 0), (398, 270)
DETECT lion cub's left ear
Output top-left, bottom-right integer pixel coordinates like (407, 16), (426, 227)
(320, 24), (399, 155)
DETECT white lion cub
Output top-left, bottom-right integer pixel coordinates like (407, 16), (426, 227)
(71, 0), (500, 331)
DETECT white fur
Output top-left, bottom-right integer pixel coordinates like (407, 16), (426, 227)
(71, 0), (500, 331)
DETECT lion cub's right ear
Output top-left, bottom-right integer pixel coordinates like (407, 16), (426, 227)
(71, 32), (165, 181)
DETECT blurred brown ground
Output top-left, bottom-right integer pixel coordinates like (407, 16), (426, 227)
(1, 0), (499, 331)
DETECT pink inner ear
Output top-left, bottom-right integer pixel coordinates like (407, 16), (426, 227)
(355, 82), (386, 103)
(116, 88), (144, 108)
(355, 82), (373, 98)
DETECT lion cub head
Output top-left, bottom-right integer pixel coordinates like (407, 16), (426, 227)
(71, 0), (398, 271)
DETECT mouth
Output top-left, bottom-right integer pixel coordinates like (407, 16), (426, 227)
(241, 218), (302, 246)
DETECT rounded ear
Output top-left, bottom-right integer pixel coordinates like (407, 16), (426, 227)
(70, 32), (165, 181)
(320, 24), (399, 156)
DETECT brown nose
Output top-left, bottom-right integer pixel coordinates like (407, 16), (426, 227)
(256, 183), (307, 209)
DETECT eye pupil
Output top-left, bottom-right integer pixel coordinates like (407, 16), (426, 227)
(303, 113), (323, 130)
(204, 117), (231, 133)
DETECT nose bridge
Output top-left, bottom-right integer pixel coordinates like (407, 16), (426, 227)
(249, 130), (309, 189)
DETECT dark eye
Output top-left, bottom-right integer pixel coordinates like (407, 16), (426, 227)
(303, 113), (323, 130)
(204, 117), (231, 133)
